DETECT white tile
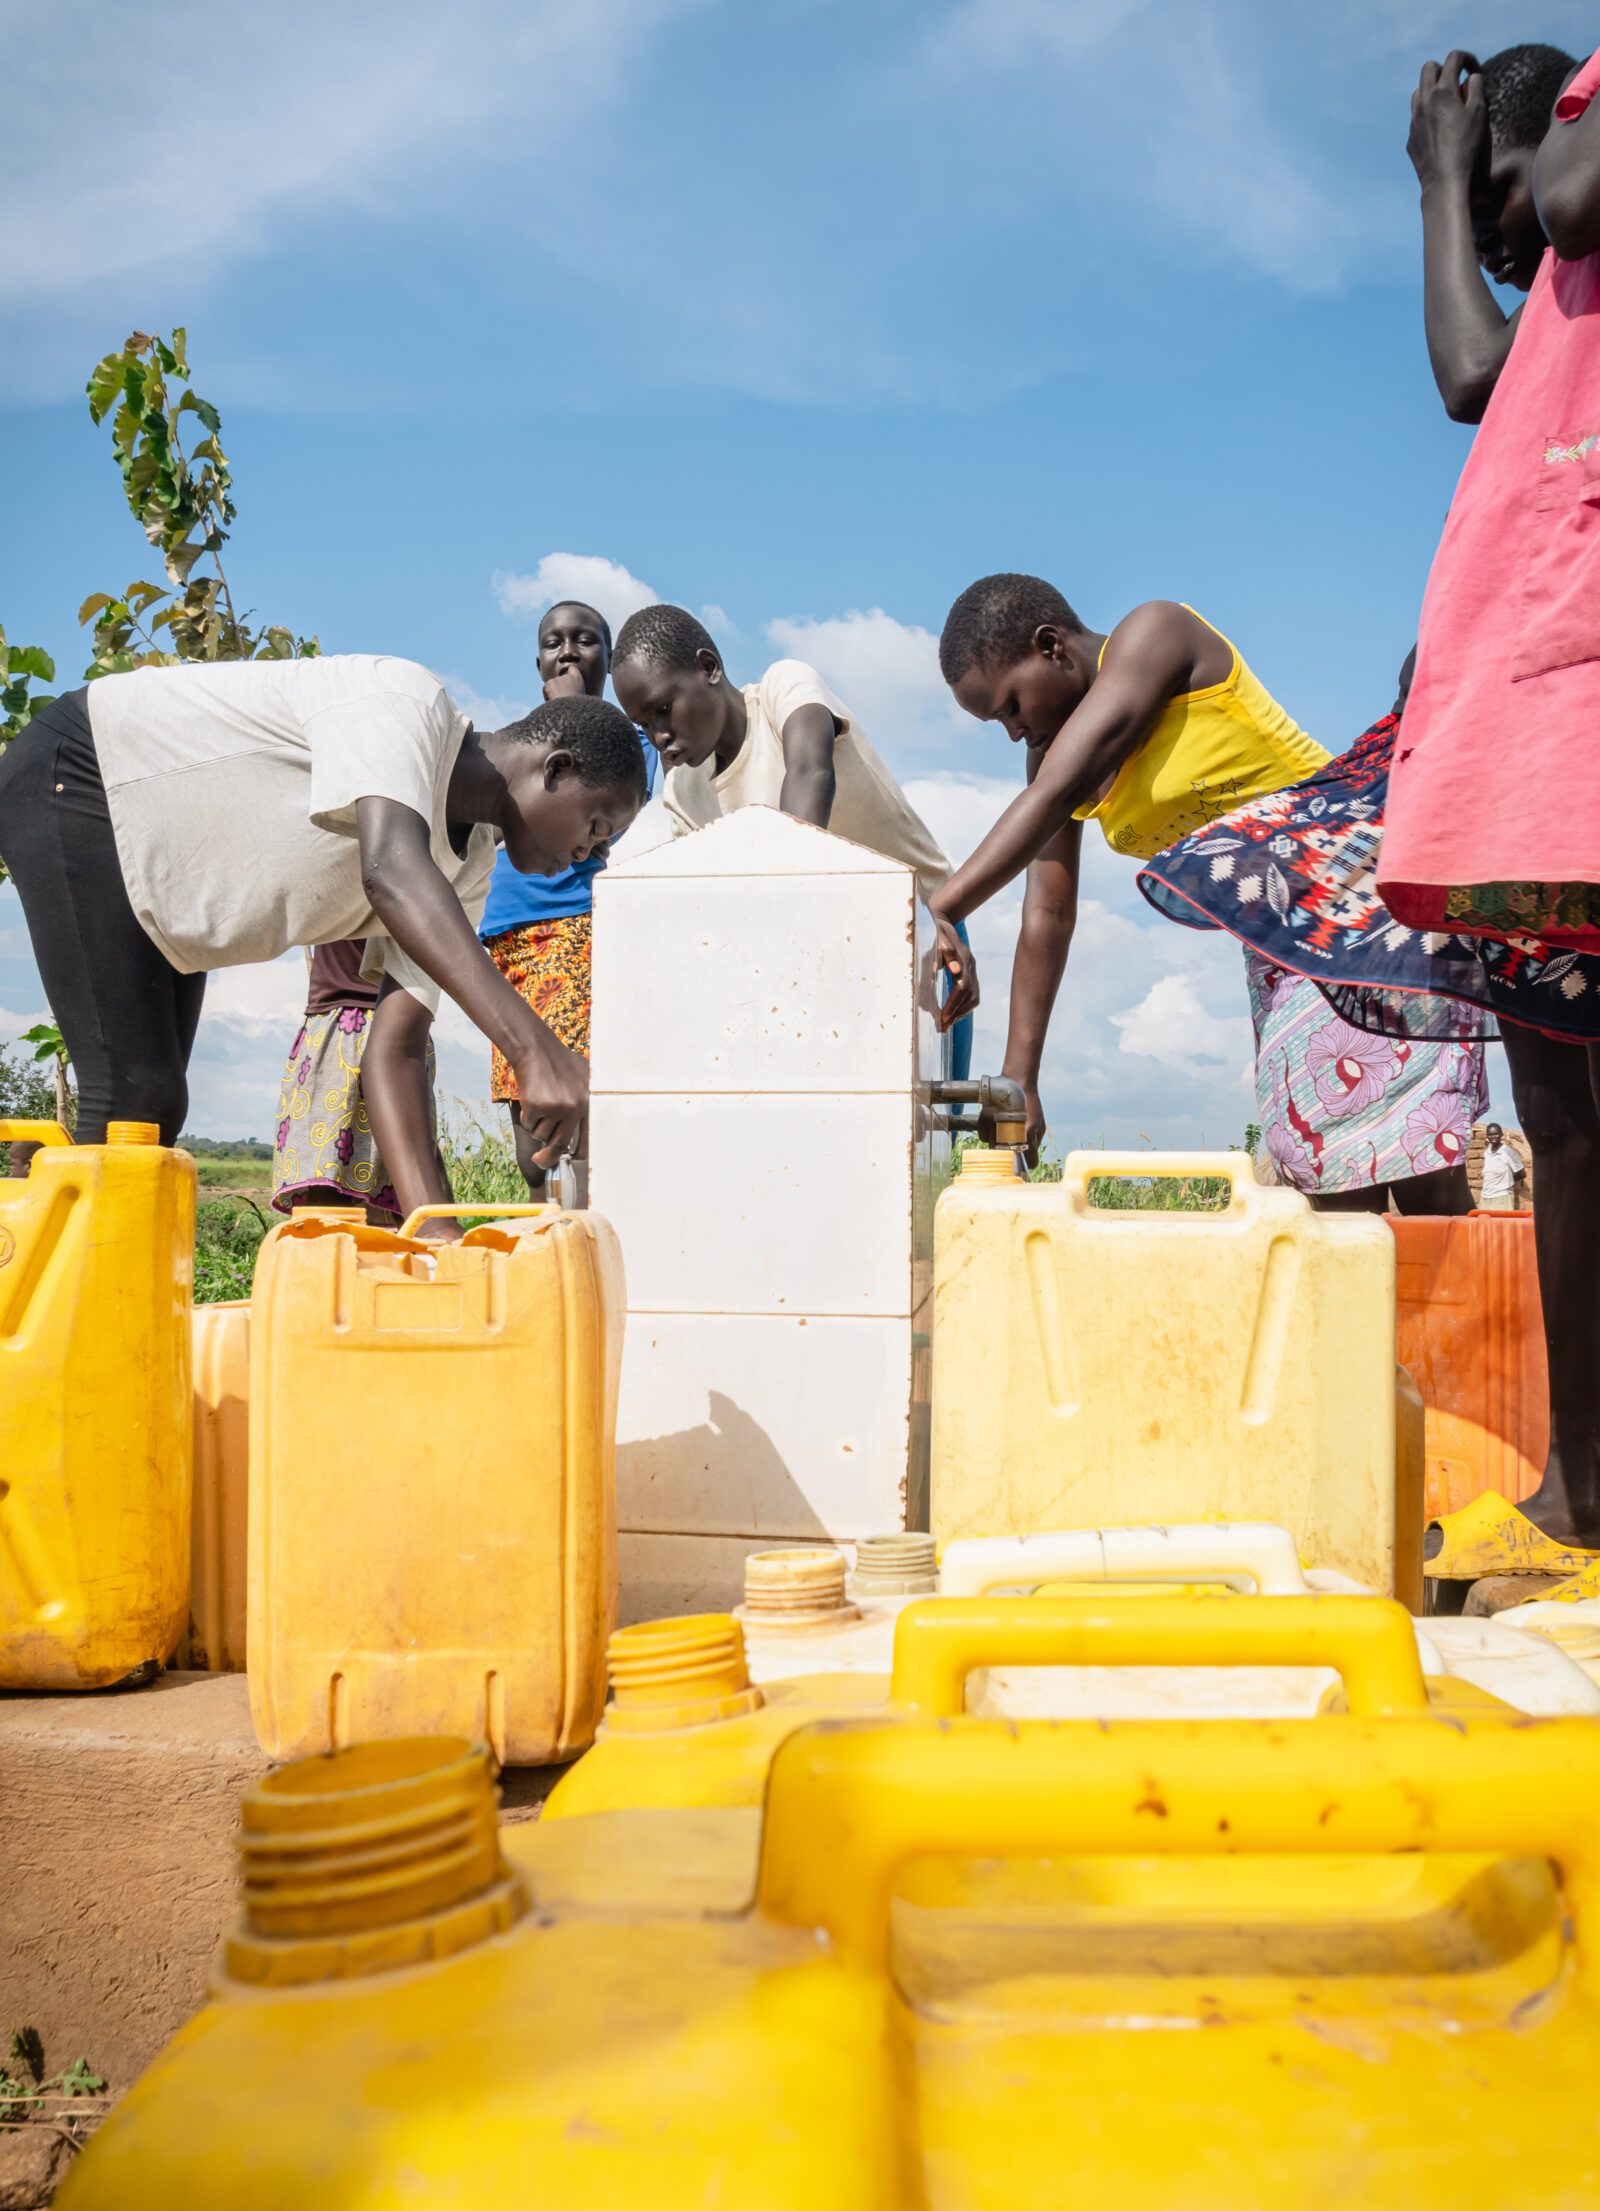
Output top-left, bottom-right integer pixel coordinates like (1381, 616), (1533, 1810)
(616, 1313), (921, 1539)
(592, 1093), (915, 1316)
(592, 870), (919, 1094)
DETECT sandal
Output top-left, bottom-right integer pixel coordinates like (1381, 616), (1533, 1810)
(1423, 1491), (1600, 1581)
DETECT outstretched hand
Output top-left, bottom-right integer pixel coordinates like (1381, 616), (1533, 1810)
(933, 912), (979, 1031)
(1409, 52), (1486, 191)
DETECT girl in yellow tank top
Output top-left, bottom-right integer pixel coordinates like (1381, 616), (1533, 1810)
(1074, 608), (1327, 860)
(927, 575), (1457, 1196)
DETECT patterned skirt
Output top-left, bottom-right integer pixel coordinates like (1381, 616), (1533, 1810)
(483, 913), (592, 1101)
(272, 1004), (433, 1219)
(1247, 951), (1487, 1195)
(1138, 713), (1600, 1044)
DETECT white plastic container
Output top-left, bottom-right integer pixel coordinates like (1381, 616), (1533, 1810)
(590, 808), (947, 1621)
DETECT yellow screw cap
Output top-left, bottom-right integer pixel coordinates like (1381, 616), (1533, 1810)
(221, 1737), (527, 1989)
(106, 1121), (161, 1147)
(604, 1614), (764, 1734)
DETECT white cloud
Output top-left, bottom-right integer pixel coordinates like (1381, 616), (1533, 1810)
(919, 0), (1373, 291)
(764, 608), (970, 751)
(493, 554), (660, 640)
(1111, 972), (1254, 1082)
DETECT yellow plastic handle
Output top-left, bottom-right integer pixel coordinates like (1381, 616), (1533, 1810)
(0, 1120), (71, 1146)
(1060, 1148), (1258, 1210)
(757, 1713), (1600, 1972)
(888, 1595), (1429, 1719)
(396, 1202), (554, 1239)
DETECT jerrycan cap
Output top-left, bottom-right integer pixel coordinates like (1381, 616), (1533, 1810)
(849, 1532), (939, 1599)
(289, 1204), (368, 1221)
(603, 1614), (764, 1734)
(957, 1144), (1024, 1183)
(106, 1120), (162, 1147)
(221, 1737), (527, 1990)
(735, 1547), (860, 1632)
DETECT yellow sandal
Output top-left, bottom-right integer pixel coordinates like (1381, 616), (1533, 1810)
(1424, 1491), (1600, 1581)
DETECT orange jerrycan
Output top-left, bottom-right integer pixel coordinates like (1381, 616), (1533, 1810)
(248, 1202), (624, 1764)
(0, 1119), (195, 1688)
(933, 1147), (1423, 1602)
(1389, 1211), (1548, 1516)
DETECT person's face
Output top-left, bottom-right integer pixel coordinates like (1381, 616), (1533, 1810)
(538, 604), (610, 702)
(613, 652), (728, 769)
(502, 749), (640, 875)
(1471, 142), (1545, 292)
(1487, 1124), (1504, 1147)
(950, 627), (1091, 754)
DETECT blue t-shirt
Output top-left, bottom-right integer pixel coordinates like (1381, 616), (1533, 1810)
(477, 740), (655, 938)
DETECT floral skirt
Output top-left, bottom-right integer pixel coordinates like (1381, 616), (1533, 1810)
(484, 914), (592, 1101)
(1138, 712), (1600, 1044)
(1247, 951), (1488, 1195)
(272, 1004), (433, 1219)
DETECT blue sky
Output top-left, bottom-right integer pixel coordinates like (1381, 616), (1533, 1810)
(4, 0), (1587, 1146)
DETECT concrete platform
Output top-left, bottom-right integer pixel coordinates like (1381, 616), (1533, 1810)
(0, 1673), (570, 2091)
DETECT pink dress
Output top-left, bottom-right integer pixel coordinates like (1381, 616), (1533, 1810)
(1382, 46), (1600, 949)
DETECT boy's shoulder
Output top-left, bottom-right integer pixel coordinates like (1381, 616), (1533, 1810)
(756, 655), (850, 724)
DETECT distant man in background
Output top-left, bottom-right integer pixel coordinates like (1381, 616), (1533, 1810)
(1479, 1122), (1529, 1210)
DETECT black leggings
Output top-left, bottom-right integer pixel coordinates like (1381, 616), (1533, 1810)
(0, 692), (205, 1144)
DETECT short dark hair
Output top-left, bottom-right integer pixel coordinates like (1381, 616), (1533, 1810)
(504, 693), (649, 800)
(1482, 44), (1577, 152)
(938, 573), (1086, 685)
(540, 599), (613, 656)
(612, 602), (719, 675)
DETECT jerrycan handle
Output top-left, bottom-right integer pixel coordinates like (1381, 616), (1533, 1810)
(938, 1524), (1312, 1600)
(1059, 1149), (1270, 1215)
(397, 1202), (555, 1239)
(0, 1120), (71, 1146)
(889, 1595), (1430, 1719)
(756, 1712), (1600, 1973)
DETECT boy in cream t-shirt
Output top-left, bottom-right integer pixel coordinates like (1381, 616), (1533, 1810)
(612, 598), (958, 894)
(612, 604), (971, 1058)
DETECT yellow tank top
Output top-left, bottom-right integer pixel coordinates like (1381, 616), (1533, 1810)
(1072, 608), (1327, 860)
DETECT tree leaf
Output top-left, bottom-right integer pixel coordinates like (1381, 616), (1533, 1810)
(9, 644), (54, 681)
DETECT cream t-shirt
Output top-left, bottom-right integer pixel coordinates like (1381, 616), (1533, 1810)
(663, 659), (951, 904)
(87, 654), (495, 1011)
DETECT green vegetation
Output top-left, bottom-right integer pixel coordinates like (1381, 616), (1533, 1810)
(0, 1046), (62, 1171)
(438, 1111), (527, 1210)
(79, 330), (318, 678)
(0, 2025), (106, 2125)
(193, 1197), (269, 1304)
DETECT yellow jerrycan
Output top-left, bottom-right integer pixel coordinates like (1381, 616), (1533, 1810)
(248, 1201), (623, 1763)
(546, 1584), (1509, 1820)
(0, 1118), (194, 1689)
(187, 1297), (249, 1670)
(934, 1146), (1424, 1602)
(58, 1705), (1600, 2210)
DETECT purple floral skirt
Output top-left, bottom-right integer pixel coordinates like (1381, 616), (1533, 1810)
(1246, 950), (1488, 1195)
(271, 1003), (434, 1219)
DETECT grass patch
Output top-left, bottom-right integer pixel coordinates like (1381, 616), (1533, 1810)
(194, 1196), (268, 1304)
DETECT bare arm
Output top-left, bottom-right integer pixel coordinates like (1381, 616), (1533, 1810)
(1534, 71), (1600, 260)
(778, 703), (839, 828)
(999, 813), (1082, 1164)
(1409, 55), (1517, 422)
(931, 601), (1199, 927)
(355, 797), (587, 1164)
(360, 977), (455, 1238)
